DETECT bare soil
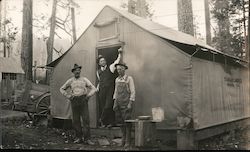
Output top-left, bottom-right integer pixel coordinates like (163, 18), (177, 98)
(1, 119), (250, 150)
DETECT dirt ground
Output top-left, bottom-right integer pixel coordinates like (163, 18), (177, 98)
(1, 119), (164, 150)
(1, 120), (129, 150)
(1, 118), (250, 150)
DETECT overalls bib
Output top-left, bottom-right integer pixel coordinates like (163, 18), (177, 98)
(114, 76), (132, 123)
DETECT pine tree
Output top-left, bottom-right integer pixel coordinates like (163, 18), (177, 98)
(211, 0), (249, 58)
(204, 0), (212, 45)
(20, 0), (33, 107)
(121, 0), (154, 19)
(177, 0), (194, 36)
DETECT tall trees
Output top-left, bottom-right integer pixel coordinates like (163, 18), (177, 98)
(204, 0), (212, 45)
(211, 0), (232, 55)
(177, 0), (194, 36)
(20, 0), (33, 106)
(248, 1), (250, 61)
(37, 0), (79, 83)
(47, 0), (57, 66)
(121, 0), (154, 19)
(71, 7), (76, 43)
(211, 0), (249, 58)
(21, 0), (33, 81)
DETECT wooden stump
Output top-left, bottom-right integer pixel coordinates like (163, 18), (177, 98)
(134, 120), (157, 147)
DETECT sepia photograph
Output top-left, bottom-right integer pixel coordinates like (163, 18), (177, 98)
(0, 0), (249, 150)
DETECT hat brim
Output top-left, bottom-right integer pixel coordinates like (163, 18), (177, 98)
(71, 66), (82, 72)
(115, 63), (128, 70)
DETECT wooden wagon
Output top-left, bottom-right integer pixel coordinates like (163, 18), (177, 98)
(13, 83), (51, 121)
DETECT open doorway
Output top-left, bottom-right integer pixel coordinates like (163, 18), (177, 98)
(96, 46), (120, 127)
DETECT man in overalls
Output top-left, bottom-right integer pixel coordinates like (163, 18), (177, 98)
(96, 48), (122, 128)
(113, 63), (135, 147)
(60, 64), (96, 145)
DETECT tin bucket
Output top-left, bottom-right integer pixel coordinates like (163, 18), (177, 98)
(152, 107), (164, 122)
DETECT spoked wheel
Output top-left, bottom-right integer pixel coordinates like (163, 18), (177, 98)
(36, 93), (51, 115)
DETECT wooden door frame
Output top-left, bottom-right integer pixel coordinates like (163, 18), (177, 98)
(95, 42), (125, 127)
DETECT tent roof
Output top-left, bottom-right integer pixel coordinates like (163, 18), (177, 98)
(0, 57), (24, 74)
(47, 5), (248, 67)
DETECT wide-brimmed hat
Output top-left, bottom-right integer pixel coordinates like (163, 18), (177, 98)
(115, 62), (128, 70)
(71, 64), (82, 72)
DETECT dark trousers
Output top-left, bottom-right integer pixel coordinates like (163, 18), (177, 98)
(71, 95), (90, 139)
(98, 85), (115, 126)
(114, 101), (132, 145)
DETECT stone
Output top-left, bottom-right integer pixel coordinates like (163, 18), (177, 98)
(98, 138), (110, 146)
(112, 138), (122, 144)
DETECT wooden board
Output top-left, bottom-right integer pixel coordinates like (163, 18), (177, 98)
(135, 120), (157, 147)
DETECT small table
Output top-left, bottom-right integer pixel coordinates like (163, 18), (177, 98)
(125, 119), (158, 147)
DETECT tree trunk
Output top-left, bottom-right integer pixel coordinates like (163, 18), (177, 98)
(128, 0), (147, 18)
(136, 0), (147, 18)
(47, 0), (57, 64)
(177, 0), (194, 36)
(204, 0), (211, 45)
(46, 0), (57, 84)
(0, 0), (3, 41)
(3, 0), (7, 57)
(71, 7), (76, 43)
(242, 0), (247, 59)
(21, 0), (33, 81)
(217, 1), (232, 55)
(248, 0), (249, 98)
(20, 0), (33, 107)
(128, 0), (136, 15)
(0, 0), (1, 37)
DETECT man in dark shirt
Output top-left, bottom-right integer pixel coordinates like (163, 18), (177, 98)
(97, 47), (122, 128)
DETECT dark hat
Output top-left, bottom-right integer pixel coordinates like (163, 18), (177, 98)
(71, 64), (82, 72)
(115, 62), (128, 70)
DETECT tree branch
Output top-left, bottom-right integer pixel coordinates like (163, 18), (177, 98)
(54, 31), (62, 39)
(53, 47), (63, 55)
(56, 23), (72, 36)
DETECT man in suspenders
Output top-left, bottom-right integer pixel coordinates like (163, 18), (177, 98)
(113, 62), (135, 148)
(97, 47), (122, 128)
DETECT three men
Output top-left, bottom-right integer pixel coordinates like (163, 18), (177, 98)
(60, 64), (96, 144)
(59, 51), (136, 148)
(96, 48), (122, 128)
(113, 62), (135, 147)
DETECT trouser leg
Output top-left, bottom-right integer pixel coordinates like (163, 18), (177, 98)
(80, 98), (91, 140)
(120, 125), (126, 146)
(123, 107), (132, 146)
(98, 88), (107, 125)
(125, 123), (132, 146)
(102, 86), (115, 125)
(71, 98), (82, 138)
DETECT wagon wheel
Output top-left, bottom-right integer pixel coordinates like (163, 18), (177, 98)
(36, 94), (51, 115)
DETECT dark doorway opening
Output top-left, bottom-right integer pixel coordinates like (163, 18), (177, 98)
(96, 46), (120, 127)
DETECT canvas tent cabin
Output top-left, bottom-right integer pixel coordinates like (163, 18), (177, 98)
(0, 57), (24, 103)
(47, 6), (250, 133)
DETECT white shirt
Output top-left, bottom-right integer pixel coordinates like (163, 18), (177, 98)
(97, 53), (121, 80)
(60, 76), (96, 98)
